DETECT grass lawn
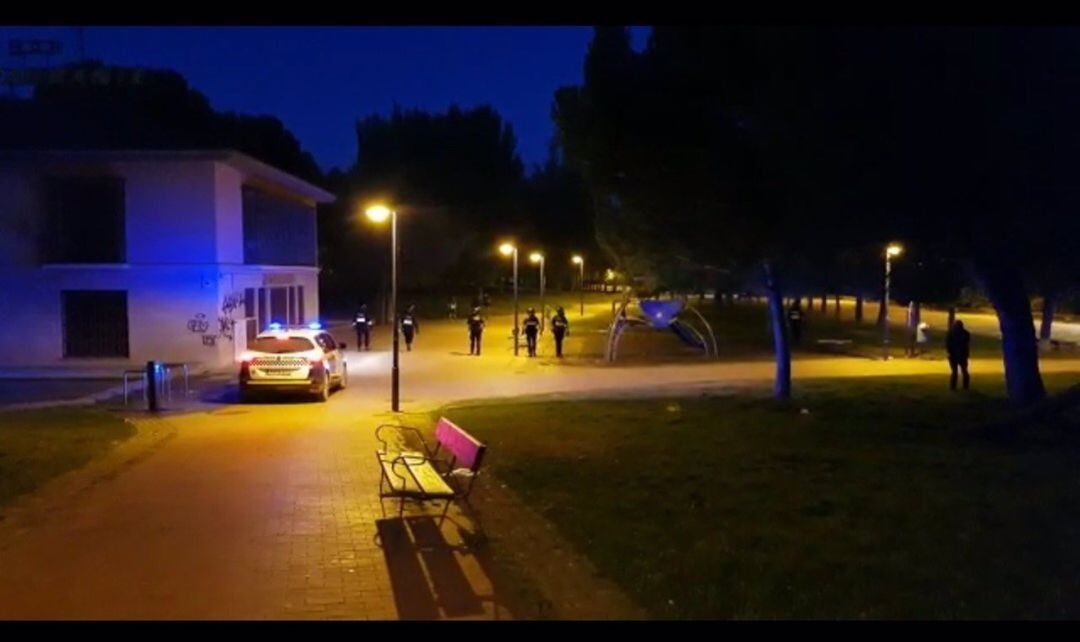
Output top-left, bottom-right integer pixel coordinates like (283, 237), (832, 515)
(440, 373), (1080, 618)
(0, 408), (136, 510)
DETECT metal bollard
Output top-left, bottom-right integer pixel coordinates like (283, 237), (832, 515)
(146, 360), (159, 412)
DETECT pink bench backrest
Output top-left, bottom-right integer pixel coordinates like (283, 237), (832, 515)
(435, 417), (486, 471)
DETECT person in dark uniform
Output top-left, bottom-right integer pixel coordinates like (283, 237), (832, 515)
(523, 307), (541, 357)
(401, 304), (419, 351)
(946, 319), (971, 391)
(467, 306), (485, 355)
(787, 301), (804, 345)
(551, 306), (570, 358)
(353, 304), (372, 351)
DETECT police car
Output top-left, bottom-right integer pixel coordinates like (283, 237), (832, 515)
(238, 323), (348, 402)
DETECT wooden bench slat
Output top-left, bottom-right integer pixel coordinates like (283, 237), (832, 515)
(378, 454), (455, 499)
(435, 417), (486, 470)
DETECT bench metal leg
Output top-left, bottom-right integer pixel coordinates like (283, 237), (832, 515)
(438, 498), (452, 527)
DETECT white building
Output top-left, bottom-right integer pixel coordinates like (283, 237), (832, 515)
(0, 150), (335, 375)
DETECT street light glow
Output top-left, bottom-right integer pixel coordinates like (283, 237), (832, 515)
(571, 255), (583, 265)
(529, 252), (544, 263)
(499, 242), (516, 256)
(365, 204), (392, 223)
(886, 243), (903, 257)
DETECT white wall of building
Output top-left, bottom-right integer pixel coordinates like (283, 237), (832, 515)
(0, 156), (324, 374)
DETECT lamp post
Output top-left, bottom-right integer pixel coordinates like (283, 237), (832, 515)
(882, 243), (903, 361)
(572, 254), (584, 317)
(530, 251), (545, 333)
(365, 204), (401, 411)
(499, 242), (519, 355)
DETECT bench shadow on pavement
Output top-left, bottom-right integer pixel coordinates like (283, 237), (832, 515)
(375, 513), (515, 620)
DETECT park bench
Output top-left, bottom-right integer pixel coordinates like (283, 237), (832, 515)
(815, 338), (854, 354)
(375, 417), (487, 523)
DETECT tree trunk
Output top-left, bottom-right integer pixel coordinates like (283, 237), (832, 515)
(855, 295), (864, 324)
(820, 294), (827, 313)
(974, 256), (1045, 407)
(907, 301), (921, 356)
(834, 294), (841, 317)
(763, 261), (791, 400)
(947, 306), (956, 329)
(1040, 292), (1056, 342)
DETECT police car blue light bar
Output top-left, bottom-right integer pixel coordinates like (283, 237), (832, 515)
(308, 322), (322, 330)
(268, 322), (282, 331)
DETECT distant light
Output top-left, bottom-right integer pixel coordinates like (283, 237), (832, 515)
(499, 242), (516, 256)
(571, 255), (583, 265)
(887, 243), (903, 257)
(365, 204), (392, 223)
(268, 322), (282, 331)
(529, 252), (544, 263)
(307, 322), (322, 330)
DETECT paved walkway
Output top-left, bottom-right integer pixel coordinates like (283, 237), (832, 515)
(0, 305), (1078, 619)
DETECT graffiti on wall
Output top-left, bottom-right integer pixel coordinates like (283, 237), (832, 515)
(186, 291), (246, 348)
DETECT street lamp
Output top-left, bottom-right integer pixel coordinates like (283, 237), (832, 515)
(882, 242), (903, 360)
(365, 203), (401, 411)
(571, 254), (584, 317)
(530, 251), (545, 332)
(499, 242), (520, 356)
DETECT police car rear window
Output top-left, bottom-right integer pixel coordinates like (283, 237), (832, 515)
(249, 337), (316, 353)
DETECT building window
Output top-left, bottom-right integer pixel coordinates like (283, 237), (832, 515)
(269, 287), (288, 325)
(43, 176), (126, 263)
(241, 186), (316, 266)
(61, 290), (129, 358)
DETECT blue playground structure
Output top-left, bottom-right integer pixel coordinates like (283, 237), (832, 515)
(605, 297), (718, 362)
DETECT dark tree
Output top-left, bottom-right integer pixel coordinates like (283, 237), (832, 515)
(0, 61), (322, 184)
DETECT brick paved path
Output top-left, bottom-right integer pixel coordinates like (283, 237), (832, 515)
(1, 308), (1077, 618)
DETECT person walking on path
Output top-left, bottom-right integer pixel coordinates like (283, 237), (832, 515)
(787, 301), (804, 346)
(551, 306), (570, 358)
(946, 319), (971, 390)
(401, 304), (419, 352)
(353, 304), (372, 351)
(523, 307), (541, 357)
(467, 306), (485, 355)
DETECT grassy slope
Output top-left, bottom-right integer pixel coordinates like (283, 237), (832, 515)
(0, 408), (136, 510)
(443, 373), (1080, 618)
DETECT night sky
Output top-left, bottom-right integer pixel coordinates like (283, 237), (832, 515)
(0, 26), (651, 173)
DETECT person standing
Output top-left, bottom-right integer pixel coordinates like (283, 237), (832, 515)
(523, 307), (541, 357)
(914, 321), (930, 357)
(448, 297), (458, 319)
(946, 319), (971, 390)
(787, 301), (804, 346)
(353, 304), (372, 351)
(467, 306), (485, 355)
(551, 306), (570, 358)
(401, 304), (419, 352)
